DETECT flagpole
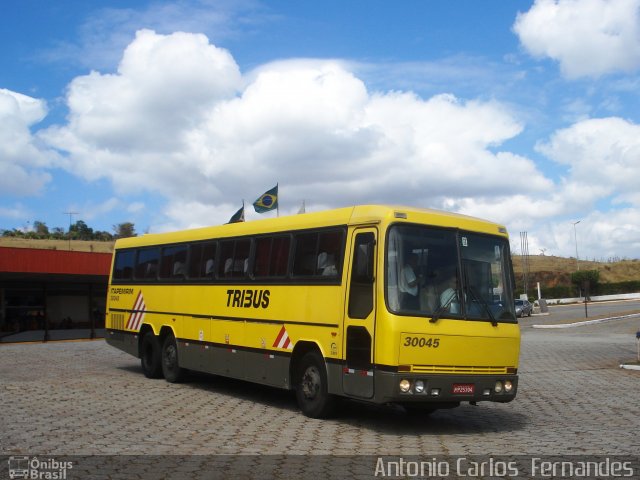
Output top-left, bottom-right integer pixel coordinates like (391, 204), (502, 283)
(276, 183), (279, 217)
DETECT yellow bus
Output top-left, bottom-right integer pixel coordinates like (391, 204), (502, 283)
(105, 205), (520, 417)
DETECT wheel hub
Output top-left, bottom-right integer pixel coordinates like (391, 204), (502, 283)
(165, 344), (177, 367)
(301, 367), (320, 399)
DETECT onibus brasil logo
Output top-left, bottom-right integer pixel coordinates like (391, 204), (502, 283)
(7, 456), (73, 479)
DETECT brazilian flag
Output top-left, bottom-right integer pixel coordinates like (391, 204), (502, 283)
(227, 204), (245, 223)
(253, 184), (278, 213)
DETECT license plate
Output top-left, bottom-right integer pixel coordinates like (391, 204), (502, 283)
(452, 383), (475, 395)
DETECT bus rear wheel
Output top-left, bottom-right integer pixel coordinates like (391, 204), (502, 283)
(140, 331), (163, 379)
(295, 351), (336, 418)
(162, 333), (186, 383)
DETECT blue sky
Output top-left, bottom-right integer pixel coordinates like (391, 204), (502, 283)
(1, 0), (639, 260)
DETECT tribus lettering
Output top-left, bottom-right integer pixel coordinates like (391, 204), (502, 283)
(226, 289), (270, 308)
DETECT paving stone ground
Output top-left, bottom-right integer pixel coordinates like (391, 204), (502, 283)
(1, 317), (639, 478)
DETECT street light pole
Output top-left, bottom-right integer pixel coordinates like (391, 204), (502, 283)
(572, 220), (581, 271)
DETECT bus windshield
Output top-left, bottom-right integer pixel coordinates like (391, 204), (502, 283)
(386, 225), (516, 323)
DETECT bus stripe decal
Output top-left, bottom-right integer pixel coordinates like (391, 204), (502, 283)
(273, 325), (292, 350)
(126, 291), (146, 331)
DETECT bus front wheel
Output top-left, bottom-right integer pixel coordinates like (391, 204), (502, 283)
(295, 351), (336, 418)
(162, 333), (186, 383)
(140, 331), (163, 379)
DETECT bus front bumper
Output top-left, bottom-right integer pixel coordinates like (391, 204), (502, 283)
(372, 370), (518, 405)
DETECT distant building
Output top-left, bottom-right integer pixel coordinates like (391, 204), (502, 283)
(0, 247), (111, 343)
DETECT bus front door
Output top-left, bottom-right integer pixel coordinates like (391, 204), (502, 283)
(342, 228), (377, 398)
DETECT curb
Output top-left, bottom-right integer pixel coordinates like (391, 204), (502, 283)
(532, 313), (640, 329)
(619, 364), (640, 371)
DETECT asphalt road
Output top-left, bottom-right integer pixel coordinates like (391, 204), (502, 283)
(522, 299), (640, 326)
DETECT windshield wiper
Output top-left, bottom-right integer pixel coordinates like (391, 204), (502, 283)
(461, 263), (498, 326)
(429, 291), (456, 323)
(429, 304), (445, 324)
(465, 284), (498, 326)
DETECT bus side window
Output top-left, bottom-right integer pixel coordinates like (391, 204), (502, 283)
(348, 232), (375, 318)
(113, 250), (135, 281)
(317, 230), (343, 277)
(219, 240), (234, 278)
(292, 233), (318, 276)
(254, 236), (291, 278)
(293, 229), (344, 278)
(254, 237), (272, 277)
(159, 245), (187, 279)
(135, 248), (160, 280)
(270, 236), (291, 276)
(234, 239), (251, 277)
(220, 239), (250, 278)
(188, 242), (216, 279)
(201, 242), (217, 278)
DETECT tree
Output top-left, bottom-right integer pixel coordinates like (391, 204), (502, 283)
(33, 221), (49, 237)
(114, 222), (136, 238)
(2, 228), (23, 237)
(94, 230), (114, 241)
(571, 270), (600, 298)
(70, 220), (94, 240)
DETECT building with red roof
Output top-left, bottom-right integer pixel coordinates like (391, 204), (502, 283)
(0, 247), (111, 342)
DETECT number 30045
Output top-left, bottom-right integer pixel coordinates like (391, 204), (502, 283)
(403, 337), (440, 348)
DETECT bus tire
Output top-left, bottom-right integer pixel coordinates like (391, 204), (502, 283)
(295, 350), (336, 418)
(141, 331), (163, 379)
(161, 333), (186, 383)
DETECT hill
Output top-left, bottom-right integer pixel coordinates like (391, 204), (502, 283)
(0, 237), (115, 253)
(513, 254), (640, 299)
(512, 255), (640, 284)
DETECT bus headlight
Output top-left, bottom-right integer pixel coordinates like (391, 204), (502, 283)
(504, 380), (513, 393)
(494, 381), (503, 393)
(414, 380), (425, 393)
(399, 379), (411, 393)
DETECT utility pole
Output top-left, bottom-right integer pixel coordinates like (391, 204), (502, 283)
(572, 220), (581, 271)
(520, 231), (530, 298)
(64, 212), (79, 251)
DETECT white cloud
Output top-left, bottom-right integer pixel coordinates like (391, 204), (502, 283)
(41, 29), (242, 194)
(510, 116), (640, 259)
(536, 117), (640, 205)
(0, 89), (56, 196)
(161, 199), (238, 231)
(535, 208), (640, 260)
(453, 115), (640, 259)
(42, 30), (550, 223)
(514, 0), (640, 78)
(37, 28), (640, 259)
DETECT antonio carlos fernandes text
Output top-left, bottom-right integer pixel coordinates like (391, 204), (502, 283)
(374, 457), (635, 478)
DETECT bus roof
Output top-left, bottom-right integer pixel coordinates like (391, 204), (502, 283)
(114, 205), (508, 249)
